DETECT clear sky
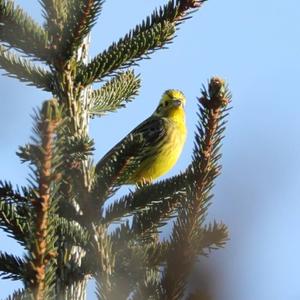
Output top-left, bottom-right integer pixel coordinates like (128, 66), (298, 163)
(1, 0), (300, 299)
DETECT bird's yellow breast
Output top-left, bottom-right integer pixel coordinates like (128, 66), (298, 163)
(130, 108), (186, 183)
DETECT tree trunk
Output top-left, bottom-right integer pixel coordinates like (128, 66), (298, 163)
(58, 35), (92, 300)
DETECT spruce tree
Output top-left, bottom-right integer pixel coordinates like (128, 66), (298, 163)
(0, 1), (231, 299)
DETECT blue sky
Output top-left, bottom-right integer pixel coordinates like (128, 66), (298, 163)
(1, 0), (300, 299)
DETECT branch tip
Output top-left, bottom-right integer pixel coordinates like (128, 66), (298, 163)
(199, 77), (230, 110)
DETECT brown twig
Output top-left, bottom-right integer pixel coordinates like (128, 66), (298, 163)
(161, 77), (230, 299)
(190, 77), (229, 234)
(72, 0), (95, 44)
(32, 100), (60, 300)
(176, 0), (206, 21)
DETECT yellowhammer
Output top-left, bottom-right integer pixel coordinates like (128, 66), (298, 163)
(96, 89), (187, 185)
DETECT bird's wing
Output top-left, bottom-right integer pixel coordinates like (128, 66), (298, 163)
(132, 115), (166, 147)
(95, 116), (167, 178)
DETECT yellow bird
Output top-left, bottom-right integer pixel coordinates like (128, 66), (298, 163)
(96, 89), (187, 185)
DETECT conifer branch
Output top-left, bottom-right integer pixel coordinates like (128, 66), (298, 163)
(77, 22), (174, 86)
(111, 233), (169, 272)
(55, 257), (91, 292)
(4, 289), (30, 300)
(200, 221), (228, 255)
(39, 0), (67, 42)
(77, 0), (206, 86)
(0, 183), (34, 250)
(62, 135), (95, 164)
(109, 221), (132, 245)
(39, 0), (63, 22)
(0, 252), (28, 281)
(89, 70), (141, 116)
(60, 0), (103, 60)
(0, 196), (30, 248)
(161, 77), (231, 299)
(0, 46), (53, 91)
(128, 242), (170, 300)
(109, 231), (166, 299)
(0, 181), (30, 204)
(93, 224), (115, 300)
(0, 0), (49, 61)
(30, 100), (61, 300)
(17, 144), (43, 166)
(94, 236), (168, 300)
(132, 268), (161, 300)
(103, 173), (186, 226)
(57, 217), (89, 248)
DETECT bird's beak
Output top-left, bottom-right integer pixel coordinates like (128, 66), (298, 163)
(173, 100), (182, 107)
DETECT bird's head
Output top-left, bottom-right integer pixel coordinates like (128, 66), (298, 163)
(154, 89), (186, 118)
